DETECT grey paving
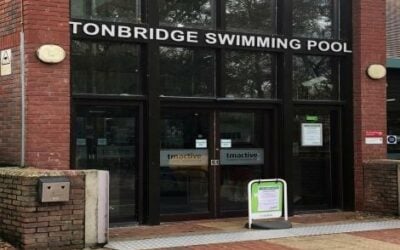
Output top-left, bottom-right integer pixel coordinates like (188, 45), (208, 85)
(106, 219), (400, 250)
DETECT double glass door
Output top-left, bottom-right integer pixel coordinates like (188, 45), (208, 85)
(160, 109), (271, 218)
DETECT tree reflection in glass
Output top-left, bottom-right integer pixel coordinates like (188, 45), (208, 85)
(224, 50), (274, 99)
(293, 0), (333, 38)
(159, 0), (212, 28)
(160, 47), (215, 97)
(226, 0), (275, 34)
(71, 0), (140, 23)
(71, 40), (141, 95)
(293, 56), (338, 100)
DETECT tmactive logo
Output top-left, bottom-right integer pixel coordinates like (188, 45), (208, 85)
(225, 152), (260, 160)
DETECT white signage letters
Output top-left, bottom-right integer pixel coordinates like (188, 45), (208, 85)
(70, 21), (352, 54)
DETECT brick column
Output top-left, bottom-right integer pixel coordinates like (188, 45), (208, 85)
(353, 0), (387, 210)
(23, 0), (71, 169)
(0, 0), (22, 165)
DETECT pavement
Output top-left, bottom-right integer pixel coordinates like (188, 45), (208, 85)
(2, 212), (399, 249)
(105, 212), (400, 250)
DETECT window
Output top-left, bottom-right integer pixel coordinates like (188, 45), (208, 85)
(224, 50), (275, 99)
(292, 56), (339, 100)
(159, 0), (213, 28)
(160, 46), (215, 97)
(293, 0), (334, 38)
(71, 0), (141, 23)
(71, 40), (141, 95)
(226, 0), (275, 34)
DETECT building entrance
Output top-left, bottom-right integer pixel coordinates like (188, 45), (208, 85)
(73, 104), (140, 223)
(160, 109), (273, 219)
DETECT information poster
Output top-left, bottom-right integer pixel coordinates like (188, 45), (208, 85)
(250, 181), (283, 219)
(301, 123), (323, 146)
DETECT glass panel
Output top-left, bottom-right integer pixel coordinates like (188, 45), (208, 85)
(224, 50), (274, 99)
(160, 110), (210, 214)
(219, 112), (264, 212)
(74, 105), (137, 222)
(293, 0), (334, 38)
(387, 69), (400, 159)
(226, 0), (275, 34)
(159, 0), (213, 28)
(293, 56), (338, 100)
(71, 40), (141, 95)
(292, 112), (332, 209)
(160, 47), (215, 97)
(71, 0), (141, 23)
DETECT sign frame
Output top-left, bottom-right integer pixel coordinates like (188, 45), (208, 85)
(301, 123), (323, 146)
(247, 179), (288, 229)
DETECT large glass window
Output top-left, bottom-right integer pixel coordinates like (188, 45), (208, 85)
(224, 50), (275, 99)
(71, 40), (141, 95)
(226, 0), (275, 34)
(71, 0), (140, 23)
(293, 0), (334, 38)
(293, 56), (339, 100)
(159, 0), (213, 28)
(387, 69), (400, 159)
(160, 46), (215, 97)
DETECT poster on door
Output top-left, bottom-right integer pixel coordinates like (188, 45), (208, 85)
(301, 123), (323, 146)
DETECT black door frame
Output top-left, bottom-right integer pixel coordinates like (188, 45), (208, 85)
(292, 106), (343, 211)
(71, 99), (145, 224)
(159, 104), (278, 221)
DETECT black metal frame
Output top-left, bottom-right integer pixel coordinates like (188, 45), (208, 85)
(70, 0), (353, 225)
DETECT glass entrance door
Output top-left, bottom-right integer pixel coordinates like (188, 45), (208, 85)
(74, 105), (138, 223)
(292, 110), (341, 210)
(218, 111), (265, 213)
(160, 109), (270, 218)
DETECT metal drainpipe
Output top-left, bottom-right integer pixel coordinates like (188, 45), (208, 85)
(20, 0), (25, 167)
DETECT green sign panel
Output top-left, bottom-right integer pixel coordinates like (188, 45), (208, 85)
(306, 115), (319, 122)
(249, 180), (284, 220)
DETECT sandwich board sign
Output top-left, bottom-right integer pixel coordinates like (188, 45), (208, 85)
(247, 179), (291, 229)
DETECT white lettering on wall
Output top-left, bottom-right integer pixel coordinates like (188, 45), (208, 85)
(70, 21), (352, 54)
(83, 23), (100, 36)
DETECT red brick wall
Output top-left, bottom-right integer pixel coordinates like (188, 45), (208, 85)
(23, 0), (70, 169)
(0, 168), (85, 249)
(353, 0), (387, 210)
(363, 160), (399, 215)
(0, 0), (22, 165)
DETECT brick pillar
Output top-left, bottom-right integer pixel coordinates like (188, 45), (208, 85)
(23, 0), (71, 169)
(0, 0), (22, 165)
(353, 0), (387, 210)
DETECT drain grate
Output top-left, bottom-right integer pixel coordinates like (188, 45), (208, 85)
(106, 220), (400, 250)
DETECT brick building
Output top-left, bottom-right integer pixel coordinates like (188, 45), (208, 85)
(0, 0), (387, 225)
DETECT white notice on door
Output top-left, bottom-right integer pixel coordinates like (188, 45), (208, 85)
(257, 186), (280, 212)
(301, 123), (323, 146)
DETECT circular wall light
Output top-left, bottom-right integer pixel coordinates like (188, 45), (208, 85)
(36, 44), (66, 64)
(367, 64), (387, 80)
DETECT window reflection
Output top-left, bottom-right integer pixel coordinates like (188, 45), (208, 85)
(224, 50), (274, 99)
(160, 46), (215, 97)
(71, 40), (141, 95)
(293, 0), (334, 38)
(71, 0), (140, 23)
(159, 0), (213, 28)
(226, 0), (275, 34)
(293, 56), (338, 100)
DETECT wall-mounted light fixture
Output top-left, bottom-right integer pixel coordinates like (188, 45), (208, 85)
(367, 64), (387, 80)
(36, 45), (66, 64)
